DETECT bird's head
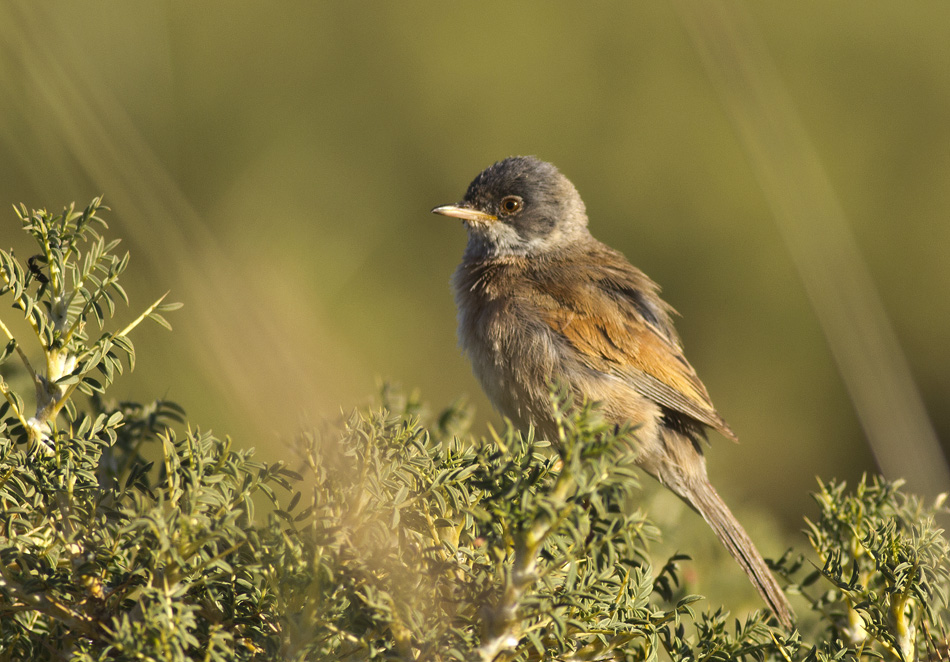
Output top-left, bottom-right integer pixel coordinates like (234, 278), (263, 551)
(432, 156), (590, 258)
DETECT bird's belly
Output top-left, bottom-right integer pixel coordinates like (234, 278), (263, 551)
(457, 303), (563, 434)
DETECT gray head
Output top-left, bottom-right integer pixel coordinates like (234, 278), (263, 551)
(432, 156), (590, 258)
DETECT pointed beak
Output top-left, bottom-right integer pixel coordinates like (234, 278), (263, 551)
(430, 204), (497, 223)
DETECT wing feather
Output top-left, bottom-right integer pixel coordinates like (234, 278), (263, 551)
(532, 246), (737, 441)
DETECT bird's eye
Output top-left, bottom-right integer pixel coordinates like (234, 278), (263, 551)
(499, 195), (524, 216)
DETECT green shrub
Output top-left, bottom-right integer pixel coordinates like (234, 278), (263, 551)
(1, 200), (947, 660)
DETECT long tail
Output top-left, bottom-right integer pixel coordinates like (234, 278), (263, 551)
(683, 477), (794, 629)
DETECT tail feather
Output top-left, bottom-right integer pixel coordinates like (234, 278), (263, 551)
(684, 478), (794, 629)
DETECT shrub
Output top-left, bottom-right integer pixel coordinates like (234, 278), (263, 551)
(0, 200), (947, 660)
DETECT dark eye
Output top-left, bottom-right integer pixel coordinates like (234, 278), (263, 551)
(499, 195), (523, 216)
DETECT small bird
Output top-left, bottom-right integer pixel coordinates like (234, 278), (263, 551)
(432, 156), (793, 628)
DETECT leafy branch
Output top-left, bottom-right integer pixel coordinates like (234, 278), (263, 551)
(0, 198), (180, 450)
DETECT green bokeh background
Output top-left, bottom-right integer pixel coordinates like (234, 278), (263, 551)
(1, 3), (948, 532)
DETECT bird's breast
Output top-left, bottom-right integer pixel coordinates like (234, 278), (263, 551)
(452, 259), (565, 429)
(450, 256), (666, 443)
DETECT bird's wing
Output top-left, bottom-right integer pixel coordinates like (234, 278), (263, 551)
(533, 255), (737, 441)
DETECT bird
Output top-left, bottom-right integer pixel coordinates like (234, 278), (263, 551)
(431, 155), (794, 628)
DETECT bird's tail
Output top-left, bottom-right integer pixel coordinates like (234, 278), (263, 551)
(683, 477), (794, 629)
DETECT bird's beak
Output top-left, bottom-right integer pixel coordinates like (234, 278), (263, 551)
(430, 204), (497, 223)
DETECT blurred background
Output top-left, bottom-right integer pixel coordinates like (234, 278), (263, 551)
(1, 3), (948, 535)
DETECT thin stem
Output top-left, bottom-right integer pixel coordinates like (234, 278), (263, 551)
(0, 377), (30, 430)
(0, 316), (38, 383)
(116, 291), (168, 339)
(0, 266), (47, 348)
